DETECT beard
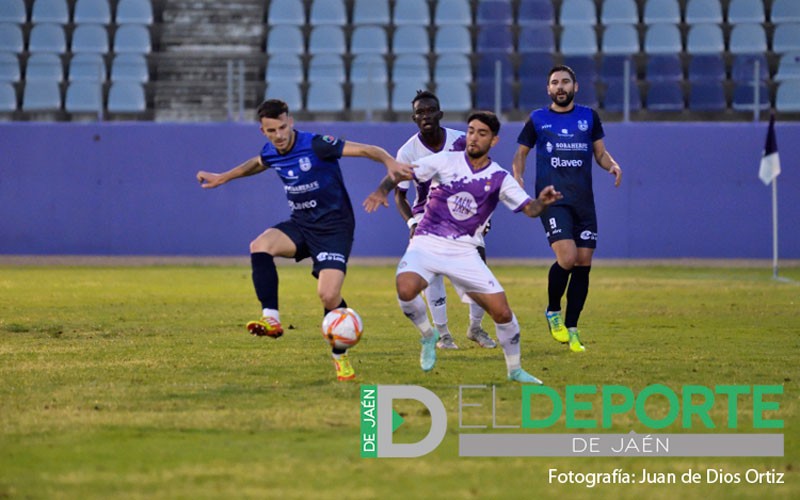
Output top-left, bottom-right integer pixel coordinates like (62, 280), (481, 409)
(550, 90), (575, 107)
(467, 146), (489, 158)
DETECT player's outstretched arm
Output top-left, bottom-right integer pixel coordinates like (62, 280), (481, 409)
(362, 175), (399, 213)
(593, 139), (622, 187)
(521, 185), (563, 218)
(196, 156), (266, 189)
(512, 144), (531, 187)
(342, 141), (414, 180)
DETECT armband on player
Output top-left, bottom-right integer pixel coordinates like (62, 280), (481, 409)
(406, 218), (417, 229)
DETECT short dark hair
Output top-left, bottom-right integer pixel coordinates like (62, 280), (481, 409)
(548, 65), (577, 83)
(467, 111), (501, 136)
(411, 90), (440, 108)
(256, 99), (289, 120)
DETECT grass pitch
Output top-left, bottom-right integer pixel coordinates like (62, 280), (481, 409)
(0, 262), (797, 499)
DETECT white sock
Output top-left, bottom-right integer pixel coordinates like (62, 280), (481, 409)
(495, 314), (522, 372)
(262, 308), (280, 321)
(434, 323), (451, 336)
(469, 302), (485, 329)
(424, 275), (448, 326)
(398, 296), (435, 339)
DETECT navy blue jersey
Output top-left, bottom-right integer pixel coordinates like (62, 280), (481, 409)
(517, 105), (604, 209)
(260, 130), (353, 232)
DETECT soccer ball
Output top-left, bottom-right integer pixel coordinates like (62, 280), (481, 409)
(321, 308), (363, 350)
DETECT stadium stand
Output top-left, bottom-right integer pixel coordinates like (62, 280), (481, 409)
(73, 0), (112, 25)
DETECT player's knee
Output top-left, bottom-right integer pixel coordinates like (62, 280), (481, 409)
(491, 308), (513, 324)
(317, 289), (341, 310)
(396, 277), (421, 302)
(558, 254), (577, 270)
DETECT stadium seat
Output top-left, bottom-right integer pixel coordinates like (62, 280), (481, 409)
(22, 80), (62, 110)
(69, 53), (107, 81)
(476, 53), (514, 82)
(350, 54), (388, 83)
(731, 82), (770, 111)
(25, 53), (63, 81)
(687, 81), (726, 111)
(306, 82), (345, 112)
(32, 0), (69, 24)
(307, 26), (346, 55)
(107, 81), (146, 112)
(600, 0), (639, 25)
(775, 81), (800, 111)
(687, 54), (726, 80)
(517, 25), (555, 54)
(645, 80), (684, 111)
(434, 0), (472, 26)
(560, 0), (597, 26)
(392, 26), (430, 55)
(560, 25), (598, 56)
(518, 77), (553, 110)
(645, 54), (683, 81)
(0, 81), (16, 111)
(434, 54), (472, 82)
(475, 79), (514, 111)
(643, 24), (682, 54)
(684, 0), (723, 24)
(726, 0), (764, 23)
(70, 24), (110, 54)
(265, 26), (304, 55)
(774, 52), (800, 82)
(65, 81), (103, 113)
(0, 0), (26, 24)
(350, 82), (389, 111)
(685, 24), (724, 54)
(307, 55), (346, 83)
(773, 24), (800, 53)
(264, 81), (302, 110)
(392, 54), (429, 83)
(476, 26), (514, 53)
(28, 23), (67, 53)
(0, 52), (20, 82)
(435, 81), (472, 111)
(771, 0), (800, 23)
(309, 0), (347, 26)
(264, 54), (303, 83)
(728, 23), (767, 55)
(643, 0), (680, 24)
(574, 80), (598, 107)
(115, 0), (154, 25)
(518, 53), (556, 84)
(267, 0), (306, 26)
(0, 23), (24, 53)
(603, 80), (641, 111)
(110, 53), (148, 82)
(73, 0), (112, 24)
(599, 55), (635, 82)
(562, 55), (598, 82)
(476, 0), (513, 25)
(113, 24), (151, 53)
(352, 0), (390, 25)
(731, 54), (768, 83)
(392, 80), (429, 111)
(517, 0), (555, 26)
(601, 24), (640, 55)
(434, 26), (472, 54)
(350, 26), (388, 55)
(392, 0), (430, 26)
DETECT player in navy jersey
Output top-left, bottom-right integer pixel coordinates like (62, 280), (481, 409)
(196, 99), (412, 381)
(365, 90), (495, 350)
(512, 65), (623, 353)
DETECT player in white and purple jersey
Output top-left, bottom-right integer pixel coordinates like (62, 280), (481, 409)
(513, 65), (623, 353)
(196, 99), (412, 382)
(368, 111), (563, 383)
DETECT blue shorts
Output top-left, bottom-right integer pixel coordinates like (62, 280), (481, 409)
(273, 220), (354, 278)
(539, 205), (597, 249)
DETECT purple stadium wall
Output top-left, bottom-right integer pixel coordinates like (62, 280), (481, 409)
(0, 121), (797, 258)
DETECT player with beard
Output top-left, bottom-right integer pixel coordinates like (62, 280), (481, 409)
(512, 65), (623, 353)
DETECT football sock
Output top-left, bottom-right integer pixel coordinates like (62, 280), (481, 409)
(469, 302), (486, 328)
(495, 314), (522, 372)
(251, 252), (279, 310)
(424, 275), (448, 327)
(399, 296), (435, 338)
(261, 308), (280, 322)
(332, 348), (347, 356)
(565, 266), (591, 328)
(324, 298), (347, 317)
(548, 261), (571, 312)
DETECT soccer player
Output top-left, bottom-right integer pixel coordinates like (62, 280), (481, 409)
(196, 99), (412, 381)
(367, 111), (563, 383)
(512, 65), (623, 353)
(366, 90), (495, 350)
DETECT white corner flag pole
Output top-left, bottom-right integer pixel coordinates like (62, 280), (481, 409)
(771, 176), (778, 279)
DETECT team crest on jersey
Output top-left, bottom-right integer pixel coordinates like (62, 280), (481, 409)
(484, 181), (491, 192)
(546, 141), (553, 153)
(578, 119), (589, 132)
(298, 156), (312, 172)
(322, 135), (338, 145)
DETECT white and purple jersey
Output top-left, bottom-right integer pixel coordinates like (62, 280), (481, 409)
(396, 127), (466, 216)
(412, 151), (532, 249)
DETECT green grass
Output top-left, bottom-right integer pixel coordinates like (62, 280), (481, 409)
(0, 263), (798, 499)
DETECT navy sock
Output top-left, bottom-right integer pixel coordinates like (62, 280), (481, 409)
(328, 298), (349, 355)
(548, 262), (571, 312)
(251, 252), (278, 310)
(324, 298), (348, 317)
(565, 266), (591, 328)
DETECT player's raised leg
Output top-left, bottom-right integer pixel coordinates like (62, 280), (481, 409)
(397, 271), (438, 372)
(247, 227), (296, 338)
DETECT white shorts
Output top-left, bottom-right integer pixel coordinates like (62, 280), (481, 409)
(396, 235), (504, 303)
